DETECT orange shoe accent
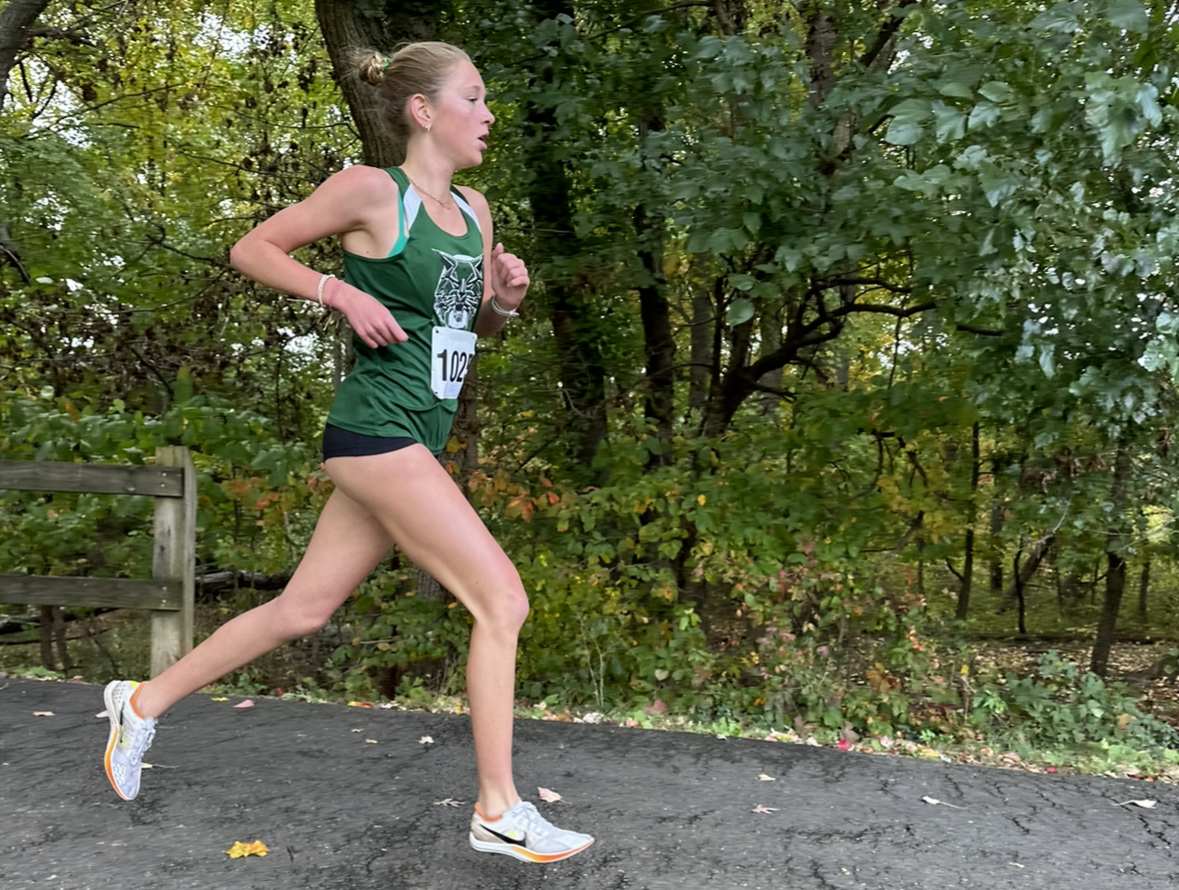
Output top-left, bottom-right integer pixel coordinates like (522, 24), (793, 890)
(516, 839), (595, 863)
(103, 710), (127, 800)
(128, 682), (146, 719)
(474, 801), (514, 822)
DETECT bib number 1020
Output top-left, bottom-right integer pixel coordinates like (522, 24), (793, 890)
(430, 326), (477, 400)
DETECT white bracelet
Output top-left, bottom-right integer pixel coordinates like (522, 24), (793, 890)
(489, 295), (518, 318)
(316, 273), (335, 306)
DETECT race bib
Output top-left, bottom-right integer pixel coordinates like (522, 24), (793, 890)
(431, 326), (477, 400)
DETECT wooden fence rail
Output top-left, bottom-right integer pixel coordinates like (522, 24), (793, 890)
(0, 447), (195, 677)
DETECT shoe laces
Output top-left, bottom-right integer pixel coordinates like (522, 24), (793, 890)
(512, 802), (558, 841)
(124, 715), (156, 763)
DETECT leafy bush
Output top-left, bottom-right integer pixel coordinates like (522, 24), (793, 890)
(0, 393), (325, 585)
(970, 651), (1179, 752)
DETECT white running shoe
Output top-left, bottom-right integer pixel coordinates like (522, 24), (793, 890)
(469, 800), (594, 863)
(103, 680), (156, 800)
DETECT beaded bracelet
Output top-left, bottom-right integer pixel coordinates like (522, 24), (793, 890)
(489, 295), (518, 318)
(316, 273), (336, 306)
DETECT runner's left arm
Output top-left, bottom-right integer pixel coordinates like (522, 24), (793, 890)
(459, 187), (528, 337)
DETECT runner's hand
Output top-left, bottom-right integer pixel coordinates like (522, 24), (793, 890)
(329, 281), (407, 348)
(490, 243), (529, 310)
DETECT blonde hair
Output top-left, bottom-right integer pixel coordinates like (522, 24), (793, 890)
(355, 42), (472, 147)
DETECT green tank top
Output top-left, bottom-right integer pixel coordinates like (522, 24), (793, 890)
(327, 167), (484, 453)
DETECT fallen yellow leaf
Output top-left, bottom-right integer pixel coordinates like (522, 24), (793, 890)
(211, 697), (229, 702)
(226, 840), (269, 859)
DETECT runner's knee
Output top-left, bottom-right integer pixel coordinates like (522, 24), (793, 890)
(268, 594), (337, 641)
(468, 559), (530, 632)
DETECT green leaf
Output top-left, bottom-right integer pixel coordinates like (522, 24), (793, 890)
(884, 120), (923, 146)
(1039, 344), (1056, 378)
(932, 102), (966, 143)
(1031, 2), (1082, 32)
(1099, 0), (1149, 33)
(884, 98), (930, 146)
(978, 163), (1018, 207)
(968, 102), (1001, 130)
(938, 81), (974, 100)
(978, 82), (1016, 104)
(726, 298), (755, 326)
(1157, 312), (1179, 336)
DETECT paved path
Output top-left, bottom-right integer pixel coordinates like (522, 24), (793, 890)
(1, 676), (1177, 889)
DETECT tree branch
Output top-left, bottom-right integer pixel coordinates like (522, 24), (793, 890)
(827, 300), (935, 319)
(823, 276), (915, 295)
(955, 322), (1005, 337)
(859, 0), (919, 70)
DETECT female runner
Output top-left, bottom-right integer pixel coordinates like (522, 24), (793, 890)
(101, 41), (593, 864)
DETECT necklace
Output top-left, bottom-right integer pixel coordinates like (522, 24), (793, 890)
(405, 173), (455, 209)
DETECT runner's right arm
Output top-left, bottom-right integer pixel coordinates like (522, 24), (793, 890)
(229, 166), (407, 348)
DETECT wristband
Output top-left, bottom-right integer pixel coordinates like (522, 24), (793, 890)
(489, 295), (519, 318)
(316, 273), (335, 306)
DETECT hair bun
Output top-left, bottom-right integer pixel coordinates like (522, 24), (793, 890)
(357, 51), (386, 86)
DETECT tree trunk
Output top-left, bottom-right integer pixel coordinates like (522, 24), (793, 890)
(0, 0), (51, 284)
(634, 150), (675, 463)
(524, 0), (606, 477)
(0, 0), (50, 113)
(53, 607), (71, 672)
(758, 311), (784, 416)
(314, 0), (453, 691)
(1012, 545), (1027, 636)
(1138, 557), (1151, 624)
(38, 605), (55, 671)
(1000, 532), (1053, 629)
(956, 422), (981, 620)
(1091, 440), (1133, 677)
(689, 280), (719, 413)
(988, 501), (1005, 596)
(314, 0), (446, 167)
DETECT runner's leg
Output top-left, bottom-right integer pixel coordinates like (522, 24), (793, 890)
(324, 446), (529, 819)
(133, 487), (393, 718)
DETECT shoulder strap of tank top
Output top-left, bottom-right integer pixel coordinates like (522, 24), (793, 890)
(382, 167), (410, 257)
(451, 189), (483, 237)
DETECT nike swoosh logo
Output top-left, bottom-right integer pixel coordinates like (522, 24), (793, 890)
(484, 827), (527, 847)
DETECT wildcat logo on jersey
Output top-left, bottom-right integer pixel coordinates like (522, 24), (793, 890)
(433, 250), (483, 330)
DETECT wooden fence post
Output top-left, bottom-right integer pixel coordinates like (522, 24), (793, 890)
(150, 446), (195, 677)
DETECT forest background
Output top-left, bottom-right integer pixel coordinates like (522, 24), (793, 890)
(6, 0), (1179, 774)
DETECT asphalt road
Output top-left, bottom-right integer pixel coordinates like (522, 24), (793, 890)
(1, 676), (1177, 890)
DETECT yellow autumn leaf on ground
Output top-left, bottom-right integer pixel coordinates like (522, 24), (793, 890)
(211, 697), (229, 702)
(226, 840), (269, 859)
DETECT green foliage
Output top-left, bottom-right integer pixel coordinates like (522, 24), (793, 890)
(8, 0), (1179, 765)
(0, 392), (325, 582)
(970, 651), (1179, 752)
